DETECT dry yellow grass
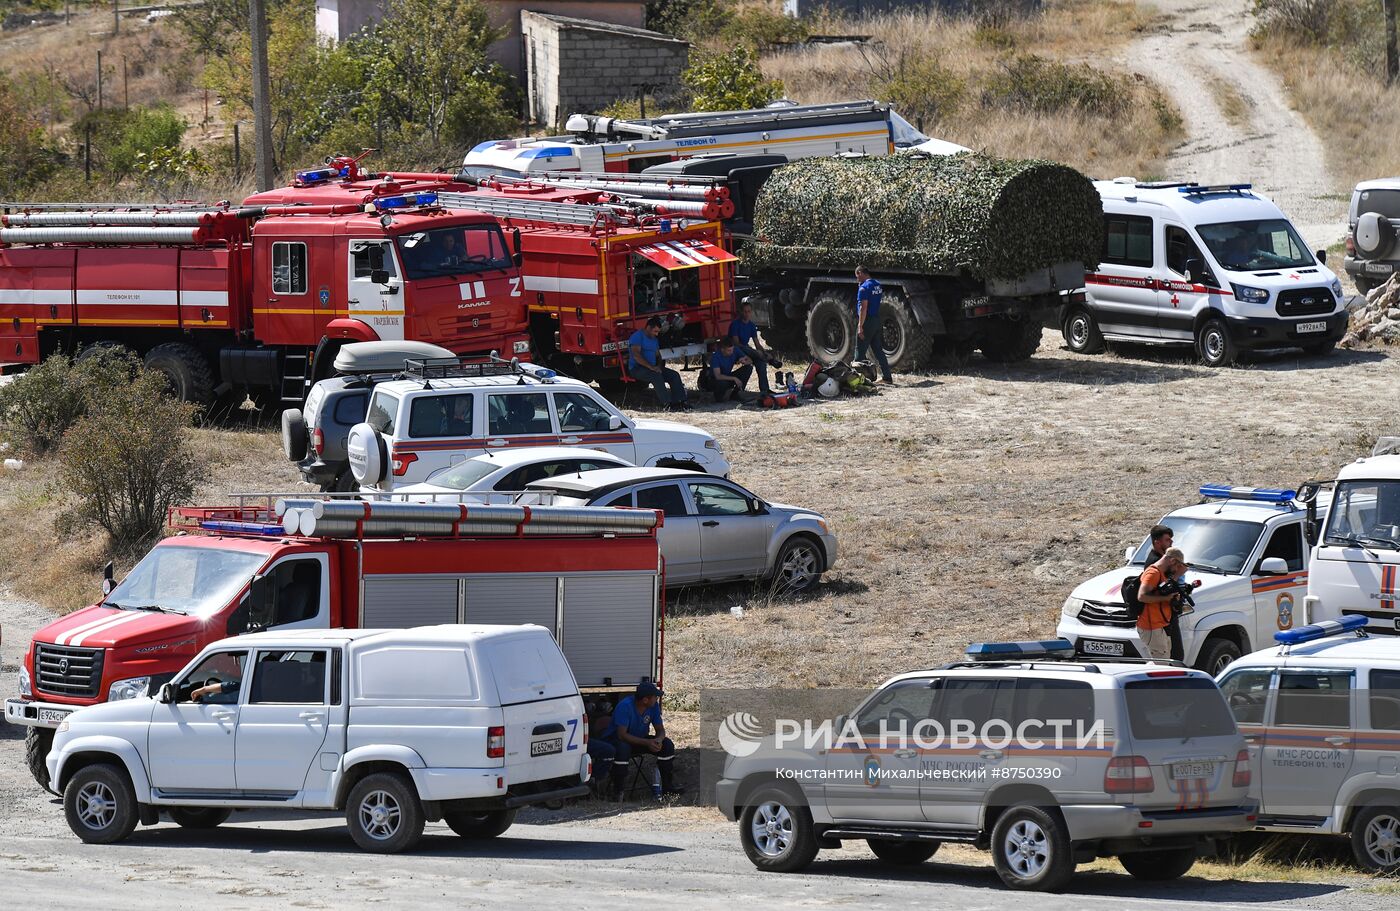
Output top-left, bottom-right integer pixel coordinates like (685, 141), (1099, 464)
(1207, 72), (1253, 127)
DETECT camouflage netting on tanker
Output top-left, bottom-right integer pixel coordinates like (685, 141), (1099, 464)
(745, 153), (1103, 280)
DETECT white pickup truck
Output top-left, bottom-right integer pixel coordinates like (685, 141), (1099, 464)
(48, 625), (589, 853)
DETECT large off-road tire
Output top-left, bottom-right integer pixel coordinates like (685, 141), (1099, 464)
(143, 342), (215, 405)
(867, 838), (939, 866)
(979, 317), (1044, 363)
(25, 726), (55, 792)
(1195, 317), (1237, 367)
(1194, 637), (1241, 675)
(805, 291), (857, 366)
(879, 292), (934, 373)
(281, 407), (308, 461)
(768, 536), (825, 595)
(64, 763), (139, 845)
(1350, 804), (1400, 872)
(1118, 847), (1197, 880)
(1062, 307), (1106, 354)
(75, 341), (137, 370)
(738, 787), (819, 873)
(443, 808), (517, 839)
(169, 807), (233, 829)
(990, 805), (1075, 892)
(345, 772), (424, 854)
(761, 315), (809, 356)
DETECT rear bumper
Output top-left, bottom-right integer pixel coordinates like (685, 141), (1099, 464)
(1061, 802), (1259, 841)
(5, 697), (80, 729)
(1223, 311), (1348, 349)
(1343, 255), (1396, 282)
(296, 455), (347, 488)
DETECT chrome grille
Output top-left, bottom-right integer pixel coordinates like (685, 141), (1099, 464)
(1077, 601), (1136, 628)
(35, 644), (104, 697)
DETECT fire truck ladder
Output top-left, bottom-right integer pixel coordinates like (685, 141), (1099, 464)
(487, 172), (729, 203)
(629, 99), (891, 138)
(434, 191), (642, 229)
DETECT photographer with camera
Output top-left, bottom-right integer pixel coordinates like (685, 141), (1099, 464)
(1135, 547), (1201, 661)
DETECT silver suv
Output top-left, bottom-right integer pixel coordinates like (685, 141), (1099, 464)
(1344, 179), (1400, 295)
(715, 640), (1258, 891)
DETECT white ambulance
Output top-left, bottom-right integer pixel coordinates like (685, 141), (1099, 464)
(1061, 181), (1348, 366)
(1058, 485), (1323, 673)
(1217, 615), (1400, 872)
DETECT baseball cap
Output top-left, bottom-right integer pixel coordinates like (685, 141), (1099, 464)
(635, 680), (662, 698)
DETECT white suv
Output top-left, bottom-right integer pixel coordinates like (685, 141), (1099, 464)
(716, 640), (1257, 891)
(346, 362), (729, 492)
(48, 625), (589, 853)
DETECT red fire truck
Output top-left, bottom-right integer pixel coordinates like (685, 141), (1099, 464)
(5, 497), (665, 790)
(0, 157), (532, 404)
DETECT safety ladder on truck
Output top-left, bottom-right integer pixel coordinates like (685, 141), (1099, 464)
(435, 191), (641, 230)
(280, 352), (310, 405)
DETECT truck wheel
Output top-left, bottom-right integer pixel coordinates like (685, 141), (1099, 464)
(1354, 276), (1377, 297)
(1195, 318), (1237, 367)
(761, 315), (808, 355)
(444, 808), (517, 839)
(281, 408), (308, 461)
(143, 342), (215, 405)
(346, 772), (424, 853)
(769, 536), (825, 595)
(867, 838), (939, 865)
(1351, 805), (1400, 872)
(805, 292), (857, 365)
(880, 293), (934, 372)
(64, 763), (139, 844)
(1062, 308), (1105, 354)
(1118, 847), (1197, 880)
(739, 787), (819, 873)
(75, 341), (137, 370)
(25, 726), (55, 793)
(1194, 637), (1241, 675)
(169, 807), (233, 829)
(979, 318), (1044, 363)
(991, 805), (1075, 891)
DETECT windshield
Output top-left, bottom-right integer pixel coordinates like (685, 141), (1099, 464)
(427, 458), (500, 491)
(1196, 218), (1315, 271)
(889, 111), (929, 148)
(1325, 480), (1400, 549)
(1124, 677), (1237, 740)
(457, 165), (526, 182)
(1357, 188), (1400, 220)
(105, 546), (267, 618)
(396, 224), (513, 280)
(1130, 516), (1264, 575)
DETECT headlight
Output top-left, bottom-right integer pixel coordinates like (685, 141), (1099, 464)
(1231, 284), (1270, 303)
(1330, 279), (1344, 298)
(18, 664), (31, 698)
(58, 719), (70, 733)
(108, 676), (151, 702)
(1061, 597), (1086, 619)
(704, 439), (719, 450)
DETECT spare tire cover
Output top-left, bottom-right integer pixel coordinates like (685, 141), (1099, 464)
(281, 408), (307, 461)
(346, 423), (387, 485)
(1356, 211), (1393, 258)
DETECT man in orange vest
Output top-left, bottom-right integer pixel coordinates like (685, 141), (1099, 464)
(1136, 547), (1197, 660)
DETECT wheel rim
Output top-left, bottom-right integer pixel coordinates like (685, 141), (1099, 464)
(1068, 314), (1090, 348)
(1003, 818), (1049, 879)
(881, 315), (904, 360)
(1212, 652), (1235, 675)
(817, 315), (848, 358)
(751, 801), (794, 858)
(779, 543), (819, 588)
(358, 789), (403, 841)
(76, 781), (117, 830)
(1365, 812), (1400, 867)
(1203, 327), (1225, 361)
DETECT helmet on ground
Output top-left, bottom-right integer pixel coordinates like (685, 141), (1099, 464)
(817, 376), (839, 398)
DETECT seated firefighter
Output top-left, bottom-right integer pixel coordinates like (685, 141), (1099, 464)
(588, 681), (681, 799)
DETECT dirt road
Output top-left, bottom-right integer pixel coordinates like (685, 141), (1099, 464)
(1115, 0), (1346, 249)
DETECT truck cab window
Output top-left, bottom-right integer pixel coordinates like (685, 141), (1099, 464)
(251, 560), (323, 629)
(273, 242), (308, 295)
(398, 225), (512, 279)
(1164, 225), (1209, 279)
(1259, 525), (1305, 572)
(249, 650), (328, 704)
(352, 242), (396, 279)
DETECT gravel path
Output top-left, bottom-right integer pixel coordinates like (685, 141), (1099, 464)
(1114, 0), (1347, 249)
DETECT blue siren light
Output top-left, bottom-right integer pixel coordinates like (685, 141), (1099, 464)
(965, 639), (1077, 661)
(1199, 484), (1296, 504)
(374, 192), (439, 210)
(1274, 615), (1369, 645)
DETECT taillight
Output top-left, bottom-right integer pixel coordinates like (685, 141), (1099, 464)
(582, 713), (589, 746)
(391, 452), (418, 476)
(1345, 235), (1356, 256)
(312, 427), (324, 455)
(1232, 749), (1251, 788)
(1104, 755), (1154, 793)
(488, 725), (505, 759)
(1145, 670), (1188, 677)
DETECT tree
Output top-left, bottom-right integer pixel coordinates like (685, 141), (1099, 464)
(683, 46), (784, 112)
(0, 74), (62, 196)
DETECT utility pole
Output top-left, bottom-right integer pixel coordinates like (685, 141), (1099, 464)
(96, 50), (103, 111)
(248, 0), (276, 190)
(113, 0), (119, 34)
(1385, 0), (1399, 84)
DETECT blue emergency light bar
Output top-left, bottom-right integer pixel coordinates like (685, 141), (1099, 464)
(199, 520), (286, 536)
(295, 166), (348, 185)
(373, 192), (439, 210)
(1199, 484), (1296, 504)
(1179, 183), (1252, 196)
(965, 639), (1078, 661)
(1274, 614), (1368, 645)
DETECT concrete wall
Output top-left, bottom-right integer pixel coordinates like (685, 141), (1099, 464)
(522, 12), (688, 128)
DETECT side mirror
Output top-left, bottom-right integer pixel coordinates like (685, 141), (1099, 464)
(101, 560), (115, 596)
(1315, 249), (1327, 265)
(1184, 257), (1208, 284)
(158, 682), (176, 704)
(370, 269), (391, 285)
(1258, 557), (1289, 576)
(247, 574), (273, 631)
(750, 498), (766, 514)
(608, 414), (623, 431)
(1124, 546), (1135, 563)
(512, 227), (523, 269)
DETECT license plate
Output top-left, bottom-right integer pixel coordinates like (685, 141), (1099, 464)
(38, 709), (71, 724)
(1170, 760), (1215, 780)
(1080, 639), (1125, 656)
(1365, 262), (1394, 274)
(1296, 321), (1327, 334)
(530, 737), (563, 757)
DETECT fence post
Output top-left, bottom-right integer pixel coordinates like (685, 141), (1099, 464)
(85, 123), (92, 181)
(234, 123), (241, 175)
(96, 50), (103, 111)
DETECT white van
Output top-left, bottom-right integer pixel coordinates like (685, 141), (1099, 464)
(47, 625), (589, 853)
(1061, 181), (1348, 365)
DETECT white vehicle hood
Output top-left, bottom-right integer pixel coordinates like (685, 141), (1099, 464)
(1069, 566), (1235, 604)
(1220, 264), (1341, 297)
(632, 417), (718, 447)
(60, 697), (157, 730)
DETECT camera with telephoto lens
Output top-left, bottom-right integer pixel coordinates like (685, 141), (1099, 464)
(1156, 575), (1196, 612)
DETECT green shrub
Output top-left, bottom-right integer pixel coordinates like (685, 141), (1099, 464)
(878, 56), (966, 126)
(684, 46), (785, 112)
(57, 368), (200, 552)
(0, 350), (137, 456)
(72, 105), (188, 182)
(982, 54), (1133, 119)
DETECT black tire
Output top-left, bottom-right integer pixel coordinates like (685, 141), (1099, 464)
(805, 291), (857, 365)
(143, 342), (215, 405)
(25, 726), (55, 792)
(1301, 338), (1337, 357)
(332, 467), (358, 493)
(990, 805), (1075, 892)
(738, 787), (819, 873)
(762, 316), (808, 356)
(63, 763), (139, 845)
(1118, 847), (1197, 880)
(979, 318), (1044, 363)
(443, 808), (517, 839)
(880, 292), (934, 373)
(1354, 276), (1377, 297)
(345, 772), (424, 853)
(1195, 317), (1237, 367)
(1350, 804), (1400, 872)
(75, 341), (137, 370)
(867, 838), (939, 866)
(169, 807), (233, 829)
(282, 408), (308, 461)
(1062, 307), (1106, 354)
(1194, 637), (1242, 675)
(769, 536), (825, 595)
